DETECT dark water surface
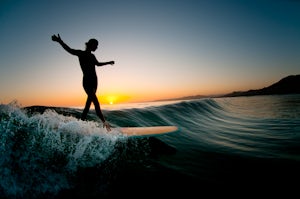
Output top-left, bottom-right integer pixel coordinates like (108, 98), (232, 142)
(1, 95), (299, 198)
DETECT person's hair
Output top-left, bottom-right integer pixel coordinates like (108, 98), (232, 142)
(85, 38), (98, 49)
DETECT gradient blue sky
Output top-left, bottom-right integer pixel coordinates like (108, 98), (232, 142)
(1, 0), (299, 107)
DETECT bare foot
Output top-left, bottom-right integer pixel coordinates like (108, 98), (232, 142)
(103, 121), (111, 132)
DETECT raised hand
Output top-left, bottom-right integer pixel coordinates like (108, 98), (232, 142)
(51, 34), (61, 42)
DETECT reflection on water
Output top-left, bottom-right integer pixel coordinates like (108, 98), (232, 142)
(87, 99), (192, 110)
(72, 95), (300, 118)
(217, 94), (300, 119)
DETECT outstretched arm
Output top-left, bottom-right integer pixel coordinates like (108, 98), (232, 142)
(51, 34), (78, 56)
(96, 61), (115, 67)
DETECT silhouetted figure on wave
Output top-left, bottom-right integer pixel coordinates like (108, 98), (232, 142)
(52, 34), (114, 131)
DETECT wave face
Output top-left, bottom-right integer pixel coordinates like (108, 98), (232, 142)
(1, 95), (300, 198)
(110, 96), (300, 158)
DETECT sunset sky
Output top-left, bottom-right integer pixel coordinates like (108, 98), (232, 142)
(1, 0), (300, 107)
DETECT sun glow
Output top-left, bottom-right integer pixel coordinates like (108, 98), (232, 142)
(100, 94), (131, 105)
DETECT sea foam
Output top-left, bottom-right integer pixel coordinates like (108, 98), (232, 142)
(0, 102), (122, 198)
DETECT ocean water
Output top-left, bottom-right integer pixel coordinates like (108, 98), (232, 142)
(0, 95), (299, 198)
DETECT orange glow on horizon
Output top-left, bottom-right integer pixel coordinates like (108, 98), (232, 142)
(9, 85), (239, 108)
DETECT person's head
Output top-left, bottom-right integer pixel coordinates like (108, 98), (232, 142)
(85, 38), (98, 51)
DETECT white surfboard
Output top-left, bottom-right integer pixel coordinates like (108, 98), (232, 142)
(118, 126), (178, 136)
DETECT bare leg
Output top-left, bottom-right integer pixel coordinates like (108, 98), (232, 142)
(90, 93), (111, 131)
(81, 87), (111, 131)
(81, 96), (92, 120)
(90, 93), (105, 122)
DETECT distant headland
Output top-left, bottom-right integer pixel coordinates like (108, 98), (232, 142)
(222, 74), (300, 97)
(155, 74), (300, 101)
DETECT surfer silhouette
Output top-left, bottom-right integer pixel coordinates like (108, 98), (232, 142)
(51, 34), (114, 131)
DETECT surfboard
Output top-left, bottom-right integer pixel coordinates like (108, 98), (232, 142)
(119, 126), (178, 137)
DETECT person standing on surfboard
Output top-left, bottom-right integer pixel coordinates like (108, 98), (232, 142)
(51, 34), (114, 131)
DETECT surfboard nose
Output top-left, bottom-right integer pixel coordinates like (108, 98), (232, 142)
(119, 126), (179, 136)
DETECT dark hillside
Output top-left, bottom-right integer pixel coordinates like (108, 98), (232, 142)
(223, 75), (300, 97)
